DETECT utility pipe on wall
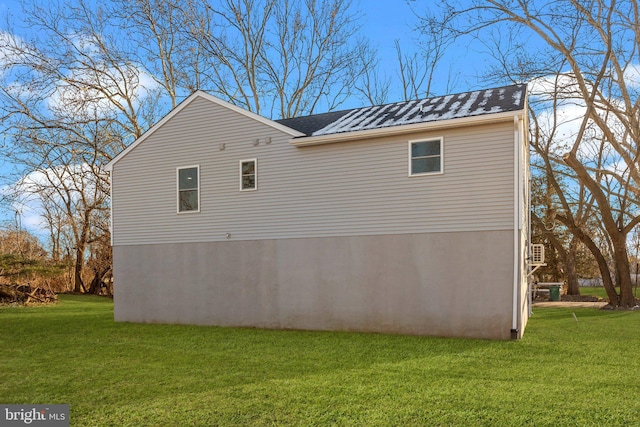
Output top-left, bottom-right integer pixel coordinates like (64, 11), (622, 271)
(511, 114), (523, 340)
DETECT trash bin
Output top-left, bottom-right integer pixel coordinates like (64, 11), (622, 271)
(549, 284), (561, 301)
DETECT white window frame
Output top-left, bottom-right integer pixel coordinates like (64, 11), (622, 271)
(239, 158), (258, 191)
(408, 137), (444, 176)
(177, 165), (200, 214)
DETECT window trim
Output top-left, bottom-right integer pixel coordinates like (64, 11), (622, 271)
(239, 158), (258, 192)
(176, 165), (200, 214)
(408, 137), (444, 177)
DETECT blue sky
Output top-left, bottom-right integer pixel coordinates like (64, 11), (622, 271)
(0, 0), (482, 101)
(362, 0), (494, 90)
(361, 0), (419, 70)
(0, 0), (489, 236)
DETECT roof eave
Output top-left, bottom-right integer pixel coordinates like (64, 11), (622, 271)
(288, 109), (526, 147)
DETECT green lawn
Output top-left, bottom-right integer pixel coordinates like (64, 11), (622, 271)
(1, 295), (639, 426)
(579, 286), (610, 299)
(579, 286), (640, 299)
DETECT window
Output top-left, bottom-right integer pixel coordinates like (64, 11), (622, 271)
(240, 159), (257, 191)
(177, 166), (199, 213)
(409, 138), (443, 176)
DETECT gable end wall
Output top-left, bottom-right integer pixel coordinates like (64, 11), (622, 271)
(111, 96), (515, 246)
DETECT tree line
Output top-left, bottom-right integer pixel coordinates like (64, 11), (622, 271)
(1, 0), (638, 307)
(422, 0), (640, 306)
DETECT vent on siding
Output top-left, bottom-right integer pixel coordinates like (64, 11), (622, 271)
(531, 244), (545, 265)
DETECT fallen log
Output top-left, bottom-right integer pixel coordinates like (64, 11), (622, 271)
(25, 287), (48, 304)
(0, 283), (57, 305)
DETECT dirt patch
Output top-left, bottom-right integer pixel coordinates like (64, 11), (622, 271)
(532, 301), (609, 308)
(560, 294), (605, 302)
(533, 294), (640, 309)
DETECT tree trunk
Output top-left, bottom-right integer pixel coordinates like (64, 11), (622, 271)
(565, 239), (580, 295)
(73, 246), (86, 293)
(582, 236), (618, 304)
(558, 216), (618, 304)
(87, 273), (100, 295)
(612, 234), (636, 307)
(88, 266), (111, 295)
(563, 152), (633, 306)
(531, 213), (579, 293)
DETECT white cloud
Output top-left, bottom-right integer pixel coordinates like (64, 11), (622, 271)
(529, 74), (584, 101)
(0, 31), (37, 81)
(624, 63), (640, 88)
(529, 75), (588, 150)
(5, 186), (47, 240)
(528, 72), (640, 183)
(9, 163), (104, 240)
(0, 30), (160, 119)
(529, 73), (635, 145)
(46, 64), (161, 119)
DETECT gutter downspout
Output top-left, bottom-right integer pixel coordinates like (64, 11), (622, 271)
(511, 115), (522, 340)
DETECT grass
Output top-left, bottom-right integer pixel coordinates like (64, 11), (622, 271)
(579, 286), (610, 299)
(579, 286), (640, 299)
(1, 295), (640, 426)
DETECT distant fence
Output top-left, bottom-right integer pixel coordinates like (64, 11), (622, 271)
(579, 276), (640, 287)
(579, 278), (603, 287)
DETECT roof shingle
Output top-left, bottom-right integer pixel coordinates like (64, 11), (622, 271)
(276, 84), (526, 137)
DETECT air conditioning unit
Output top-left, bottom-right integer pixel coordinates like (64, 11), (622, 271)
(531, 244), (545, 265)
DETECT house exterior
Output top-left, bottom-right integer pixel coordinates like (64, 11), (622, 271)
(106, 84), (531, 340)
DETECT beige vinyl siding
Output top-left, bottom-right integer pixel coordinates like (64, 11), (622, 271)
(112, 96), (516, 246)
(520, 119), (530, 231)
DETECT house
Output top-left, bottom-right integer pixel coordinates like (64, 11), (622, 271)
(106, 84), (531, 340)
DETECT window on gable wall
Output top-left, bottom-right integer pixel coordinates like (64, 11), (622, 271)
(240, 159), (257, 191)
(409, 138), (443, 176)
(177, 166), (199, 212)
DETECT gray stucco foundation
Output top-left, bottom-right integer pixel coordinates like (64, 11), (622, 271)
(113, 230), (515, 339)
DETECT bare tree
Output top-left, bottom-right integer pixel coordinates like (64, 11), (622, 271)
(395, 40), (432, 101)
(425, 0), (640, 307)
(111, 0), (207, 108)
(86, 209), (112, 296)
(11, 133), (111, 293)
(188, 0), (372, 118)
(39, 193), (69, 263)
(526, 74), (610, 297)
(0, 0), (160, 292)
(395, 8), (458, 100)
(352, 45), (391, 106)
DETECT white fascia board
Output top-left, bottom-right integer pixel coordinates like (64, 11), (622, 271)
(105, 91), (304, 171)
(289, 109), (526, 147)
